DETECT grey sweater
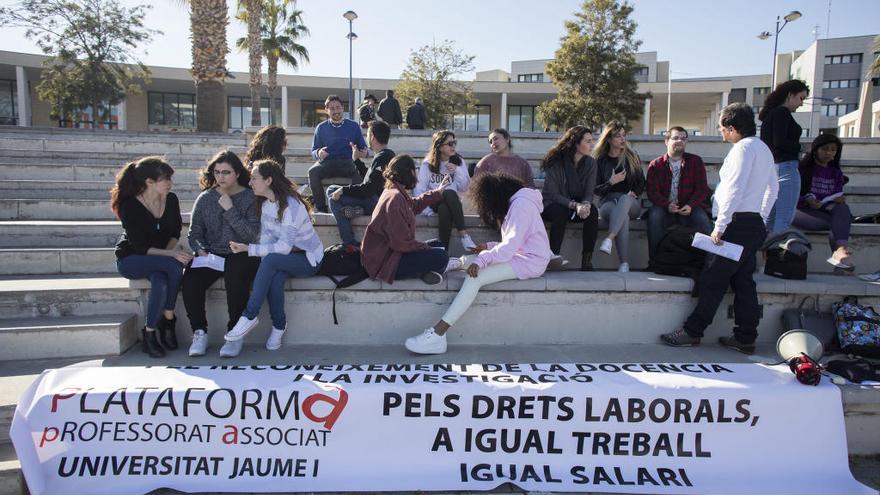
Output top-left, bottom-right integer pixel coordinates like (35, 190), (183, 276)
(187, 188), (260, 254)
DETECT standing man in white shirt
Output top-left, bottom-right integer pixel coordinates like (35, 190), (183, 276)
(661, 103), (778, 354)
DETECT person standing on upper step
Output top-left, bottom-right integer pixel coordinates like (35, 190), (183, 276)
(327, 120), (395, 249)
(414, 130), (476, 252)
(358, 94), (378, 128)
(111, 157), (190, 358)
(645, 126), (712, 262)
(661, 103), (778, 355)
(246, 125), (287, 173)
(473, 128), (536, 187)
(540, 126), (599, 271)
(309, 94), (367, 213)
(593, 120), (646, 273)
(405, 172), (552, 354)
(182, 151), (261, 358)
(759, 79), (809, 233)
(224, 160), (324, 351)
(377, 89), (403, 128)
(406, 97), (428, 130)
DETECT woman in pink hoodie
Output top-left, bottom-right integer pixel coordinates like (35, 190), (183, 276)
(404, 172), (553, 354)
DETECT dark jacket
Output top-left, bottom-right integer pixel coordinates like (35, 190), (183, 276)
(406, 103), (427, 129)
(358, 104), (376, 126)
(115, 193), (182, 260)
(377, 96), (403, 125)
(595, 155), (646, 198)
(343, 148), (396, 199)
(760, 105), (802, 163)
(541, 155), (598, 208)
(645, 152), (710, 209)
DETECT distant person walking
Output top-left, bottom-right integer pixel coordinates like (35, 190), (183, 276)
(406, 97), (428, 130)
(377, 89), (403, 128)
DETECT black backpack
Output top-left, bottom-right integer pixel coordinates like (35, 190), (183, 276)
(649, 225), (706, 296)
(318, 244), (369, 324)
(764, 247), (807, 279)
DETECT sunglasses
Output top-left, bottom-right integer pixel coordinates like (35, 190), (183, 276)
(443, 140), (458, 147)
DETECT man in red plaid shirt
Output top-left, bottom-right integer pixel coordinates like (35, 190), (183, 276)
(646, 127), (712, 260)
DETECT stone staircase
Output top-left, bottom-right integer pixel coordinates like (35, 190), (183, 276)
(0, 126), (879, 494)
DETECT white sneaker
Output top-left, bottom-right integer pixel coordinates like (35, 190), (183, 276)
(599, 238), (613, 254)
(405, 328), (448, 355)
(188, 329), (208, 357)
(460, 233), (477, 251)
(219, 339), (243, 358)
(445, 257), (465, 272)
(618, 262), (630, 273)
(266, 326), (286, 351)
(225, 315), (258, 341)
(547, 255), (569, 271)
(420, 271), (443, 285)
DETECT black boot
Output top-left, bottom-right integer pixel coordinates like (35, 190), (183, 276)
(580, 252), (594, 272)
(158, 316), (178, 350)
(142, 329), (166, 358)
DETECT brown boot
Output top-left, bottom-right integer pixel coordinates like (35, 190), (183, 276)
(580, 252), (593, 271)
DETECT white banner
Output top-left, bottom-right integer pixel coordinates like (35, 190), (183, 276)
(11, 363), (874, 495)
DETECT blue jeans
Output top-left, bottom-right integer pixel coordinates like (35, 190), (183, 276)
(243, 252), (319, 329)
(647, 205), (713, 259)
(768, 160), (800, 233)
(327, 185), (378, 246)
(394, 239), (448, 280)
(117, 255), (184, 328)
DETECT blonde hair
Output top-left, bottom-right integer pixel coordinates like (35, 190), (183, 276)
(593, 120), (642, 174)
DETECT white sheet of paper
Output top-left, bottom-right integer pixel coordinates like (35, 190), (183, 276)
(191, 253), (225, 272)
(820, 191), (843, 204)
(692, 232), (743, 262)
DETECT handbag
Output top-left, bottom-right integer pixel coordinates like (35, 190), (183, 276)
(781, 296), (836, 349)
(833, 296), (880, 358)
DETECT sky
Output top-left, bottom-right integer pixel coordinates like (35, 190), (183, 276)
(1, 0), (878, 81)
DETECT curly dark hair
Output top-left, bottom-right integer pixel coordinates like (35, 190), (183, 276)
(541, 126), (591, 170)
(759, 79), (810, 121)
(470, 172), (525, 229)
(199, 150), (250, 191)
(383, 154), (418, 190)
(246, 125), (287, 170)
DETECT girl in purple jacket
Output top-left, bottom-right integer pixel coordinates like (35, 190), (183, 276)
(405, 172), (553, 354)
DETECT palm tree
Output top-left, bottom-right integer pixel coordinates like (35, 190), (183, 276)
(237, 0), (310, 125)
(870, 35), (880, 77)
(236, 0), (263, 127)
(183, 0), (229, 132)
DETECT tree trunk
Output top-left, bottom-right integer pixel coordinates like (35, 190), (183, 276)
(196, 79), (226, 133)
(267, 55), (278, 125)
(247, 0), (262, 128)
(191, 0), (229, 133)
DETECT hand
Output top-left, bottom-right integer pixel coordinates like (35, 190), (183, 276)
(807, 198), (822, 209)
(667, 202), (680, 214)
(317, 147), (329, 161)
(173, 250), (193, 264)
(218, 193), (232, 211)
(466, 263), (480, 278)
(609, 169), (627, 185)
(229, 241), (248, 254)
(710, 230), (723, 245)
(446, 162), (458, 175)
(330, 188), (343, 201)
(435, 175), (452, 191)
(350, 142), (367, 161)
(678, 204), (692, 216)
(470, 243), (488, 254)
(576, 202), (591, 219)
(628, 191), (638, 199)
(196, 249), (208, 257)
(834, 195), (846, 204)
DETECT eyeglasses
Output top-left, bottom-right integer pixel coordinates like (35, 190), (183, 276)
(213, 170), (234, 176)
(443, 140), (458, 147)
(669, 136), (689, 142)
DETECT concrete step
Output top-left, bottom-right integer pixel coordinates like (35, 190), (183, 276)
(0, 314), (137, 360)
(1, 217), (877, 274)
(0, 248), (117, 275)
(0, 179), (203, 200)
(0, 275), (141, 320)
(0, 198), (195, 220)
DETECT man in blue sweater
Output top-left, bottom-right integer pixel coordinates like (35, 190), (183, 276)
(310, 94), (367, 212)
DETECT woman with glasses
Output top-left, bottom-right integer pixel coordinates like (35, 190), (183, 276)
(414, 130), (477, 252)
(182, 151), (261, 358)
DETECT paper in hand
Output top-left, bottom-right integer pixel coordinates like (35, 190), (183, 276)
(191, 253), (225, 272)
(691, 232), (743, 262)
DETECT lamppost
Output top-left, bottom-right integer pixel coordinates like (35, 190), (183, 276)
(757, 10), (802, 88)
(343, 10), (358, 118)
(806, 95), (844, 137)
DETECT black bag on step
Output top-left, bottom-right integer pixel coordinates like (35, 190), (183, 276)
(318, 244), (369, 324)
(649, 224), (706, 296)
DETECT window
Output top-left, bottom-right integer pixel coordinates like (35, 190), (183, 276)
(58, 103), (118, 129)
(822, 103), (858, 117)
(752, 105), (764, 115)
(508, 105), (545, 132)
(228, 96), (281, 129)
(822, 79), (860, 89)
(300, 99), (350, 127)
(148, 92), (195, 128)
(753, 87), (770, 98)
(728, 88), (747, 103)
(634, 66), (649, 83)
(824, 53), (863, 65)
(0, 79), (16, 125)
(517, 73), (544, 83)
(445, 105), (490, 132)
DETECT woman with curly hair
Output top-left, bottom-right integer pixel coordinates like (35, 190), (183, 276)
(540, 126), (599, 270)
(592, 121), (645, 272)
(405, 172), (552, 354)
(246, 125), (287, 172)
(414, 130), (476, 252)
(759, 79), (809, 233)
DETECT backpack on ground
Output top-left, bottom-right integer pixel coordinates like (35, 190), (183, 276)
(833, 296), (880, 358)
(648, 224), (706, 296)
(762, 230), (810, 280)
(318, 243), (369, 324)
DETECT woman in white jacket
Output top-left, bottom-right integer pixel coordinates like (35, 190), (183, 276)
(414, 130), (476, 252)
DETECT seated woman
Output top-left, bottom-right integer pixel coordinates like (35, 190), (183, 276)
(593, 121), (645, 273)
(405, 172), (553, 354)
(112, 156), (191, 358)
(473, 128), (536, 187)
(182, 150), (261, 358)
(361, 154), (451, 285)
(414, 130), (476, 252)
(223, 160), (324, 352)
(246, 125), (287, 172)
(793, 133), (855, 273)
(540, 126), (599, 271)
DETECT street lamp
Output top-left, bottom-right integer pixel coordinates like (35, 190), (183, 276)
(757, 10), (802, 88)
(343, 10), (358, 118)
(806, 95), (844, 137)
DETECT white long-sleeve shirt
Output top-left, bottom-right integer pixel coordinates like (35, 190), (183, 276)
(413, 159), (470, 215)
(248, 196), (324, 266)
(712, 136), (779, 233)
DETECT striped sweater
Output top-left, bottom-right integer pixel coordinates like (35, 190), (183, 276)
(248, 196), (324, 266)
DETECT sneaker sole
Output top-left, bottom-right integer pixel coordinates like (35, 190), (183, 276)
(188, 349), (207, 357)
(719, 342), (755, 355)
(225, 320), (258, 341)
(660, 337), (700, 347)
(404, 341), (447, 355)
(266, 343), (282, 351)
